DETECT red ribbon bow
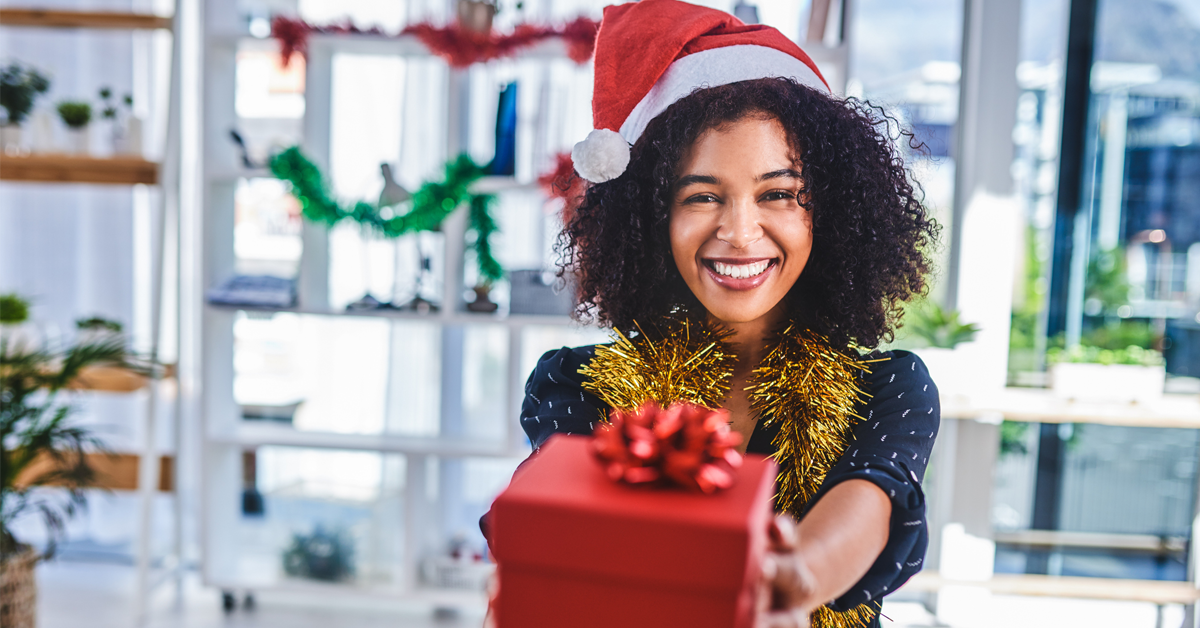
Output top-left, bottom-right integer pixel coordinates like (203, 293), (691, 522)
(592, 402), (744, 493)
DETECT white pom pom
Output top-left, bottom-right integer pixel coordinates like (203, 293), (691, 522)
(571, 129), (631, 183)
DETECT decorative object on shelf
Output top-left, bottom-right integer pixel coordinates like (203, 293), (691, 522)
(98, 87), (139, 155)
(485, 82), (517, 176)
(228, 129), (263, 169)
(270, 15), (600, 69)
(1048, 344), (1166, 403)
(537, 151), (585, 222)
(732, 1), (760, 24)
(55, 101), (92, 154)
(905, 301), (980, 349)
(206, 274), (297, 309)
(466, 285), (498, 313)
(0, 63), (50, 154)
(282, 526), (355, 582)
(593, 401), (743, 493)
(240, 401), (302, 423)
(904, 301), (981, 396)
(269, 147), (505, 297)
(74, 316), (125, 347)
(241, 450), (264, 516)
(1, 294), (147, 628)
(509, 269), (574, 316)
(457, 0), (497, 34)
(377, 163), (411, 208)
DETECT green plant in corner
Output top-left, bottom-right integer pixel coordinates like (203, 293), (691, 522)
(55, 101), (91, 129)
(904, 301), (981, 349)
(0, 63), (50, 126)
(0, 294), (148, 561)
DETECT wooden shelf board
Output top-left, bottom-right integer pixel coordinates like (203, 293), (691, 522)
(15, 452), (174, 492)
(1, 153), (159, 185)
(0, 8), (171, 30)
(902, 570), (1200, 605)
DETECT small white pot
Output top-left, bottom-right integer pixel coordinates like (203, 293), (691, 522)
(66, 128), (90, 154)
(114, 116), (143, 156)
(914, 346), (984, 396)
(1050, 362), (1166, 403)
(1, 124), (23, 153)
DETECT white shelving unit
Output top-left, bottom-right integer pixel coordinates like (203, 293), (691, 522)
(197, 0), (602, 606)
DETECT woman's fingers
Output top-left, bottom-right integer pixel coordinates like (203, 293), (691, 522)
(758, 548), (820, 628)
(768, 514), (798, 551)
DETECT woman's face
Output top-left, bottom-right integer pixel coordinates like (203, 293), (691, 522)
(668, 115), (813, 325)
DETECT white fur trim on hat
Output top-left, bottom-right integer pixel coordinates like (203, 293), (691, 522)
(571, 128), (631, 183)
(620, 45), (828, 146)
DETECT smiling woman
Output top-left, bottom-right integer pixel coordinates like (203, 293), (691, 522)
(485, 2), (943, 627)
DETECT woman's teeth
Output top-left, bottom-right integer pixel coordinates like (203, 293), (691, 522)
(711, 260), (770, 279)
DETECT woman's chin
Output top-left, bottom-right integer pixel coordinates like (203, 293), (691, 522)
(700, 297), (782, 326)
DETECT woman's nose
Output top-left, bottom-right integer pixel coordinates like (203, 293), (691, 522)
(716, 197), (764, 249)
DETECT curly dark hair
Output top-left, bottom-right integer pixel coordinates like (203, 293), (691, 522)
(559, 77), (940, 349)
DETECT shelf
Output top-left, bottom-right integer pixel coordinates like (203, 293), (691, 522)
(902, 570), (1200, 605)
(15, 452), (174, 492)
(0, 8), (172, 30)
(1, 153), (159, 185)
(941, 387), (1200, 429)
(212, 422), (524, 458)
(207, 302), (577, 328)
(201, 576), (487, 607)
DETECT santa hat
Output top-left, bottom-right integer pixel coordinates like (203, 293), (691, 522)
(571, 0), (830, 184)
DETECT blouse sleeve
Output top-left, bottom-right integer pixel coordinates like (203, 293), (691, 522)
(815, 350), (940, 612)
(519, 346), (609, 450)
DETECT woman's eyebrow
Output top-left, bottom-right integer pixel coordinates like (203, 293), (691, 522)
(757, 168), (803, 182)
(674, 174), (719, 189)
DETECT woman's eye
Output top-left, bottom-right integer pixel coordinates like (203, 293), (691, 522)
(684, 193), (719, 204)
(762, 190), (798, 203)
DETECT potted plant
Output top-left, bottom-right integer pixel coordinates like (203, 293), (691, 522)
(0, 63), (50, 153)
(902, 301), (981, 395)
(55, 100), (92, 154)
(1047, 344), (1165, 403)
(98, 88), (139, 156)
(1, 294), (141, 628)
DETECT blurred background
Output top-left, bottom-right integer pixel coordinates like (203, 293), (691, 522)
(1, 0), (1199, 626)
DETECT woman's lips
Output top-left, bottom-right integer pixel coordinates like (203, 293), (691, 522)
(702, 258), (778, 291)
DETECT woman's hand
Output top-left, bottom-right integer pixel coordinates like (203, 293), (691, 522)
(756, 514), (822, 628)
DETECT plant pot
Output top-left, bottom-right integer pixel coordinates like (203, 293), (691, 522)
(0, 545), (38, 628)
(66, 127), (90, 154)
(1, 124), (23, 154)
(114, 116), (143, 156)
(1050, 362), (1166, 403)
(457, 0), (495, 33)
(914, 346), (971, 396)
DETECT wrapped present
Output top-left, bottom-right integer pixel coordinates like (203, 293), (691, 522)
(490, 421), (777, 628)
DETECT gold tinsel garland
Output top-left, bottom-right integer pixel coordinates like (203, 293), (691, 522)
(579, 317), (737, 413)
(580, 316), (885, 628)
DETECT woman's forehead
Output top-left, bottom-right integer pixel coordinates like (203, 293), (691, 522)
(677, 117), (800, 178)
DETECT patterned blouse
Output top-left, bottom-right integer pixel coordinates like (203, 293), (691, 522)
(492, 345), (939, 623)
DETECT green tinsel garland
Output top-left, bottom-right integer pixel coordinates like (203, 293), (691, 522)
(269, 146), (504, 284)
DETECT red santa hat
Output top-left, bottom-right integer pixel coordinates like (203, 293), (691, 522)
(571, 0), (830, 184)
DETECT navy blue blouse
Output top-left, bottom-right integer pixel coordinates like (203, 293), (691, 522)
(495, 345), (939, 619)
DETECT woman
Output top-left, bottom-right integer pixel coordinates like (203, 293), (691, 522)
(492, 2), (941, 627)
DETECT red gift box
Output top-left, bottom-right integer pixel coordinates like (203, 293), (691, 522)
(490, 434), (777, 628)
